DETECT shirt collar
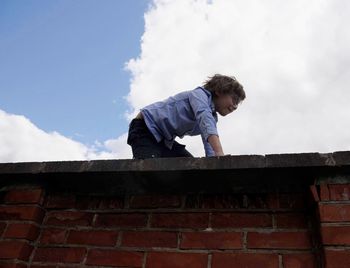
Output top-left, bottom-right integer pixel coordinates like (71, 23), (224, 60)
(199, 86), (217, 118)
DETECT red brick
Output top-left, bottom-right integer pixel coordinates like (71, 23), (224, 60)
(30, 265), (56, 268)
(86, 249), (143, 267)
(45, 211), (93, 226)
(329, 184), (350, 200)
(320, 184), (330, 201)
(146, 252), (207, 268)
(275, 213), (308, 228)
(122, 231), (177, 248)
(185, 194), (277, 209)
(3, 223), (39, 240)
(33, 247), (86, 263)
(74, 195), (124, 210)
(309, 185), (320, 202)
(95, 213), (147, 228)
(267, 193), (305, 209)
(0, 240), (33, 261)
(130, 195), (182, 208)
(322, 225), (350, 245)
(0, 263), (28, 268)
(75, 195), (101, 209)
(0, 222), (6, 236)
(212, 253), (278, 268)
(247, 231), (311, 249)
(151, 213), (208, 229)
(324, 250), (350, 268)
(185, 194), (241, 209)
(4, 188), (44, 204)
(45, 194), (76, 208)
(246, 194), (277, 209)
(283, 253), (317, 268)
(67, 229), (118, 246)
(181, 231), (242, 249)
(40, 228), (67, 244)
(0, 206), (45, 223)
(211, 213), (272, 228)
(319, 203), (350, 222)
(98, 196), (124, 209)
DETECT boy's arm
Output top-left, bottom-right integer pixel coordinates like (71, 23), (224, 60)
(201, 134), (215, 156)
(188, 88), (222, 156)
(208, 134), (224, 156)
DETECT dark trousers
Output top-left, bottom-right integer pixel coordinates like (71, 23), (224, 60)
(127, 119), (193, 159)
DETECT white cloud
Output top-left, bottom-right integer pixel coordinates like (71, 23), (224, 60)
(104, 133), (132, 159)
(0, 109), (123, 162)
(125, 0), (350, 156)
(2, 0), (349, 162)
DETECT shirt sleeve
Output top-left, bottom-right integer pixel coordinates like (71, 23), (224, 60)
(201, 134), (215, 156)
(188, 88), (218, 156)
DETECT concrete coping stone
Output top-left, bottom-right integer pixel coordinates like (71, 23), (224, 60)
(0, 151), (349, 175)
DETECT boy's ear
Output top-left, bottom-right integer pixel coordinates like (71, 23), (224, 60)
(214, 91), (222, 97)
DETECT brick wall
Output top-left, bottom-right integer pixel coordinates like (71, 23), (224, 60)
(0, 186), (321, 268)
(1, 152), (350, 268)
(0, 187), (45, 268)
(311, 183), (350, 268)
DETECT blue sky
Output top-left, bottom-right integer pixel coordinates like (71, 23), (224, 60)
(1, 0), (349, 162)
(0, 0), (149, 145)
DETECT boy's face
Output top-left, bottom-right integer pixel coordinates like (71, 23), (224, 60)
(214, 92), (239, 116)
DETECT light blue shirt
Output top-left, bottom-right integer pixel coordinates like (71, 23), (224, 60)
(141, 87), (218, 156)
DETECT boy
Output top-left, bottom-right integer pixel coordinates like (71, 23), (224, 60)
(127, 74), (245, 158)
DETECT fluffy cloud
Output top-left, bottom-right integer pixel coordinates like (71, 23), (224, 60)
(2, 0), (349, 162)
(104, 133), (132, 159)
(125, 0), (350, 156)
(0, 109), (121, 162)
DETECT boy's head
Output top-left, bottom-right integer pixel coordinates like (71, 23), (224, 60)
(203, 74), (246, 116)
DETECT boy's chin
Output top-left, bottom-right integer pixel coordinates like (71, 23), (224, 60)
(218, 111), (228, 116)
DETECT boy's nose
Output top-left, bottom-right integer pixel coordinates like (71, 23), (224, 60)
(230, 104), (238, 111)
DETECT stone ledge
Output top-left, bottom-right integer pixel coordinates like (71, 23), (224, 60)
(0, 151), (349, 194)
(0, 151), (349, 175)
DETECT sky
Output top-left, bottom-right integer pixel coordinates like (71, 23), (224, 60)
(1, 0), (350, 163)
